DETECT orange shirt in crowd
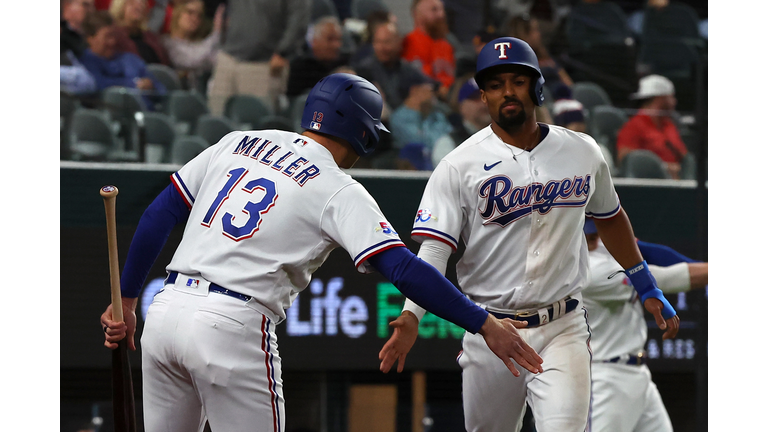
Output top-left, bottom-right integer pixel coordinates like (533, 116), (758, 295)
(401, 27), (455, 90)
(616, 112), (688, 163)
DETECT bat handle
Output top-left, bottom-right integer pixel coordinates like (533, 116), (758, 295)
(101, 185), (124, 323)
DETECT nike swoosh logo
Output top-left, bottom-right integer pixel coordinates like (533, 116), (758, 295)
(484, 161), (502, 171)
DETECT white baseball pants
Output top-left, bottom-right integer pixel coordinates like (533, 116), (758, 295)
(589, 363), (673, 432)
(140, 284), (284, 432)
(460, 306), (593, 432)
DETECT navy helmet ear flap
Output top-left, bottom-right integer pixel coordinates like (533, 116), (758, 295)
(301, 74), (389, 156)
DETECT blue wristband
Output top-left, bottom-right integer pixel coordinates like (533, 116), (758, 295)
(627, 261), (677, 320)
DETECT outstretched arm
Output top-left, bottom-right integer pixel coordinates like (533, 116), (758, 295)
(593, 208), (680, 340)
(379, 239), (450, 372)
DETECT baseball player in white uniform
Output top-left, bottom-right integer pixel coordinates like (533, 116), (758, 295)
(582, 219), (708, 432)
(100, 73), (544, 432)
(378, 37), (680, 432)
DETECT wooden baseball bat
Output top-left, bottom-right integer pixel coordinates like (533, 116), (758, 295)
(101, 185), (138, 432)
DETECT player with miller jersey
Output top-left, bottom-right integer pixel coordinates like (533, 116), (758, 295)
(379, 37), (681, 432)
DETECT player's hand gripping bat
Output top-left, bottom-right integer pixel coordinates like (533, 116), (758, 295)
(101, 185), (138, 432)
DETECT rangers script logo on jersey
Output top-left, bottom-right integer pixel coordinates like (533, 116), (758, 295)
(478, 174), (591, 226)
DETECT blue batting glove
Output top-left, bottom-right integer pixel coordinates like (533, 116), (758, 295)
(627, 260), (677, 320)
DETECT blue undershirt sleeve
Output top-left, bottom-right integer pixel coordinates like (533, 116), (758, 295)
(637, 240), (699, 265)
(120, 184), (191, 298)
(367, 247), (488, 334)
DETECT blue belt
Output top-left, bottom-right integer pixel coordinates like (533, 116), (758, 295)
(166, 272), (253, 302)
(488, 297), (579, 328)
(605, 353), (646, 365)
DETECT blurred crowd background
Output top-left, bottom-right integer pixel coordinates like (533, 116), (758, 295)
(60, 0), (707, 180)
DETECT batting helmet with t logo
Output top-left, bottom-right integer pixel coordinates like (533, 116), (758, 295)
(474, 37), (546, 106)
(301, 73), (390, 156)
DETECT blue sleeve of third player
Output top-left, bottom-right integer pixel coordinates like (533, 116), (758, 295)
(367, 247), (488, 333)
(637, 240), (700, 266)
(120, 184), (191, 298)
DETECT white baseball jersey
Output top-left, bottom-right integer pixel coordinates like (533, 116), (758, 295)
(167, 130), (405, 322)
(584, 240), (675, 432)
(412, 124), (620, 312)
(582, 240), (646, 361)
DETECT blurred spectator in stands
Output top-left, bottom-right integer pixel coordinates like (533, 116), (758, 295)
(390, 72), (454, 159)
(350, 10), (397, 68)
(616, 74), (688, 179)
(402, 0), (456, 99)
(355, 21), (426, 110)
(550, 83), (586, 132)
(162, 0), (223, 91)
(61, 46), (98, 96)
(434, 77), (489, 165)
(503, 14), (572, 92)
(207, 0), (310, 115)
(79, 10), (167, 109)
(286, 16), (348, 98)
(62, 0), (95, 58)
(397, 142), (433, 170)
(109, 0), (172, 66)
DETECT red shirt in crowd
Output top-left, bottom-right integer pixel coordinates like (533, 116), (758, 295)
(401, 27), (455, 90)
(616, 112), (688, 163)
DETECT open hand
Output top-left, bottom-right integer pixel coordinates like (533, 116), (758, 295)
(379, 311), (419, 373)
(478, 314), (543, 377)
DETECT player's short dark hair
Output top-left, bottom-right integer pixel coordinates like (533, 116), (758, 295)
(81, 10), (114, 38)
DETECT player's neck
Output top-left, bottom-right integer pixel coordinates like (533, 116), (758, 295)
(491, 118), (541, 152)
(302, 131), (359, 168)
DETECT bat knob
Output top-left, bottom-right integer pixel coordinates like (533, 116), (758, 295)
(101, 185), (119, 198)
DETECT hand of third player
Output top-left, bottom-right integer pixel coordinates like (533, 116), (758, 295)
(479, 314), (544, 377)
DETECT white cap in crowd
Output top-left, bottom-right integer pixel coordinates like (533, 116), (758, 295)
(630, 74), (675, 100)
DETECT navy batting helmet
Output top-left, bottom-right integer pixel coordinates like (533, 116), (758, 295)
(475, 37), (545, 106)
(301, 73), (389, 156)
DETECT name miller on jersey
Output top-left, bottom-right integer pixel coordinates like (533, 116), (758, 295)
(478, 174), (591, 226)
(232, 135), (321, 187)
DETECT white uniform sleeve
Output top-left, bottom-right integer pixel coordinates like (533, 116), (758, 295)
(402, 238), (453, 321)
(585, 140), (621, 219)
(649, 263), (691, 293)
(321, 183), (406, 274)
(411, 160), (464, 250)
(170, 132), (240, 207)
(584, 252), (636, 302)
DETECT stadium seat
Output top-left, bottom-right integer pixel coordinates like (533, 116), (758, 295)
(620, 150), (669, 179)
(68, 108), (123, 161)
(679, 153), (697, 180)
(142, 112), (177, 163)
(102, 86), (148, 152)
(571, 82), (612, 113)
(61, 93), (81, 160)
(289, 92), (311, 132)
(225, 94), (272, 130)
(195, 114), (237, 145)
(587, 105), (628, 159)
(147, 63), (183, 91)
(167, 90), (210, 136)
(171, 135), (210, 165)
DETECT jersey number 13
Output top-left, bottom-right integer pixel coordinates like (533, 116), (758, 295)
(201, 167), (278, 241)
